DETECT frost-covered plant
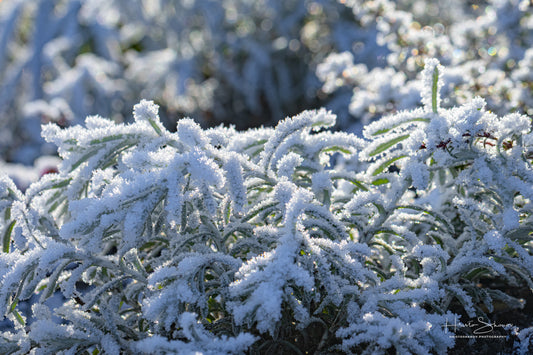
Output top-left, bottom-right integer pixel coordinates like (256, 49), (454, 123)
(4, 0), (530, 168)
(1, 60), (533, 354)
(0, 0), (126, 164)
(0, 0), (387, 165)
(318, 0), (533, 130)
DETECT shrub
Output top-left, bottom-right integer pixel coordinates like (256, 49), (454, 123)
(318, 0), (533, 131)
(8, 0), (532, 166)
(1, 59), (533, 354)
(0, 0), (382, 164)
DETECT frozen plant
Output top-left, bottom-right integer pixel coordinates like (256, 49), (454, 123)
(1, 60), (533, 354)
(318, 0), (533, 130)
(0, 0), (388, 165)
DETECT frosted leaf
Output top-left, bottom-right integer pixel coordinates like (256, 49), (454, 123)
(85, 115), (115, 129)
(223, 154), (246, 213)
(472, 158), (493, 185)
(135, 321), (256, 355)
(177, 118), (209, 149)
(502, 207), (519, 232)
(276, 152), (303, 179)
(30, 303), (50, 322)
(515, 327), (533, 355)
(100, 334), (121, 354)
(205, 125), (237, 148)
(498, 113), (531, 137)
(447, 97), (486, 140)
(283, 188), (313, 228)
(5, 48), (533, 354)
(165, 180), (185, 229)
(260, 109), (336, 170)
(344, 191), (384, 214)
(122, 200), (148, 252)
(60, 263), (88, 299)
(412, 244), (449, 262)
(311, 171), (332, 195)
(89, 169), (115, 196)
(401, 162), (429, 190)
(337, 306), (454, 354)
(0, 175), (18, 198)
(231, 281), (285, 333)
(133, 99), (159, 123)
(421, 58), (444, 113)
(185, 149), (225, 188)
(483, 230), (506, 253)
(273, 180), (296, 210)
(445, 285), (476, 318)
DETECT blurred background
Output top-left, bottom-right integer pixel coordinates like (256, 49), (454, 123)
(0, 0), (531, 189)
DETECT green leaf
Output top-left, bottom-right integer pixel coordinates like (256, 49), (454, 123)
(241, 201), (279, 223)
(370, 240), (395, 255)
(372, 155), (407, 176)
(3, 220), (15, 253)
(371, 118), (429, 136)
(89, 134), (124, 145)
(311, 119), (333, 128)
(48, 196), (67, 214)
(502, 263), (533, 292)
(395, 205), (453, 233)
(10, 299), (18, 312)
(374, 229), (401, 237)
(45, 190), (62, 206)
(13, 310), (25, 326)
(244, 139), (267, 150)
(64, 138), (78, 145)
(371, 202), (387, 215)
(367, 264), (387, 281)
(224, 200), (231, 225)
(438, 169), (446, 185)
(372, 178), (389, 186)
(243, 139), (267, 157)
(51, 178), (72, 189)
(465, 267), (490, 281)
(149, 119), (163, 136)
(71, 150), (98, 170)
(180, 200), (188, 234)
(42, 259), (72, 300)
(505, 225), (533, 241)
(429, 233), (444, 247)
(331, 176), (368, 191)
(432, 65), (439, 113)
(368, 134), (410, 157)
(321, 146), (352, 155)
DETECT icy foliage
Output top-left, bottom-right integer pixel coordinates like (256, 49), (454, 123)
(1, 61), (533, 353)
(0, 0), (384, 164)
(3, 0), (531, 169)
(317, 0), (533, 130)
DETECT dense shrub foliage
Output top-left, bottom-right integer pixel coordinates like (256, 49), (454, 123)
(1, 0), (533, 354)
(318, 0), (533, 131)
(1, 0), (531, 166)
(0, 0), (377, 164)
(1, 60), (533, 354)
